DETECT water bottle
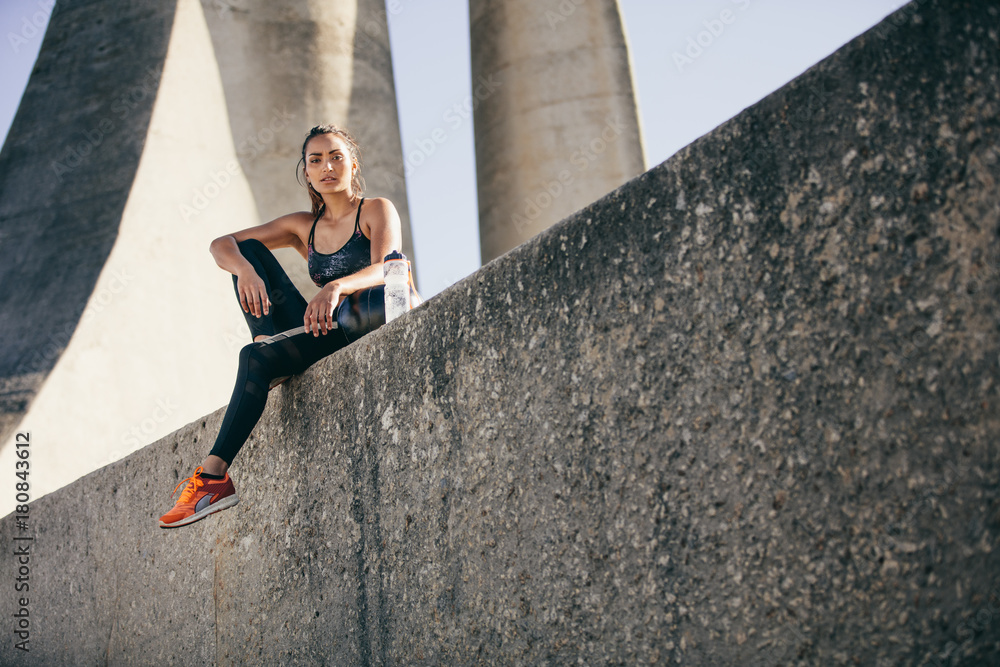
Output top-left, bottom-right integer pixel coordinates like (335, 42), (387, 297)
(383, 250), (411, 322)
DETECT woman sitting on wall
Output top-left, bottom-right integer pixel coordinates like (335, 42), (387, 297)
(159, 124), (416, 528)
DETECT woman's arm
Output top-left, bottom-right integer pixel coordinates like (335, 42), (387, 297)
(209, 213), (308, 274)
(303, 198), (402, 336)
(210, 213), (310, 319)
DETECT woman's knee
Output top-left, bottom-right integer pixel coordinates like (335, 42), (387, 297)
(336, 286), (387, 342)
(239, 341), (278, 380)
(236, 238), (268, 258)
(232, 239), (271, 289)
(236, 238), (284, 283)
(238, 341), (260, 366)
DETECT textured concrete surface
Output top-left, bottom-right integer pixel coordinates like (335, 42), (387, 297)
(0, 0), (177, 445)
(2, 0), (999, 664)
(470, 0), (646, 263)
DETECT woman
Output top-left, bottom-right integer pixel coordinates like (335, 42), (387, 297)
(159, 125), (414, 528)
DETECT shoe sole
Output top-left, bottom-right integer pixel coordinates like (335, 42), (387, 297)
(158, 494), (240, 529)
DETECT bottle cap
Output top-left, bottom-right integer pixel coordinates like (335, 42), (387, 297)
(384, 250), (406, 262)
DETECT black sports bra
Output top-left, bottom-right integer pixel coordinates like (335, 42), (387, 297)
(307, 198), (371, 287)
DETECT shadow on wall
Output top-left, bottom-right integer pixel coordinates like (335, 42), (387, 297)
(0, 0), (178, 446)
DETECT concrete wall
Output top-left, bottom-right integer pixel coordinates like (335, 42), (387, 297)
(2, 0), (999, 664)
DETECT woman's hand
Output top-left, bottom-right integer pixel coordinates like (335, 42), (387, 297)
(305, 282), (343, 336)
(236, 270), (270, 318)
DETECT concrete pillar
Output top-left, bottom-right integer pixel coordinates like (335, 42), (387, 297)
(347, 0), (416, 267)
(202, 0), (415, 297)
(0, 0), (266, 501)
(470, 0), (646, 263)
(0, 0), (176, 448)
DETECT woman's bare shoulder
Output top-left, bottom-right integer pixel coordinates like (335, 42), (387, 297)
(273, 210), (318, 238)
(276, 210), (317, 227)
(361, 197), (399, 222)
(363, 196), (394, 209)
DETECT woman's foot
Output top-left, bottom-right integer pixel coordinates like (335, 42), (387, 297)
(158, 466), (239, 528)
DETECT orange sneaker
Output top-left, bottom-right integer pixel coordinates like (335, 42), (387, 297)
(158, 466), (239, 528)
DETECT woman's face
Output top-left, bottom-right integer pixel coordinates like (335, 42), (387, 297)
(304, 133), (355, 197)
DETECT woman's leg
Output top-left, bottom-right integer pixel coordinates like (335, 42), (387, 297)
(206, 328), (351, 468)
(233, 239), (309, 340)
(161, 328), (351, 525)
(206, 286), (387, 469)
(160, 288), (386, 527)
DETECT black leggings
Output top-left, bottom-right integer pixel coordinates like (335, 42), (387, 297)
(208, 239), (386, 465)
(231, 238), (310, 340)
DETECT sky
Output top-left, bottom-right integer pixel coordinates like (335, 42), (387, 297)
(1, 0), (908, 297)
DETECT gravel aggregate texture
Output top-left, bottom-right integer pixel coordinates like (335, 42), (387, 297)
(2, 0), (998, 664)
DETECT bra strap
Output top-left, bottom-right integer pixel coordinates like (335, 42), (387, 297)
(307, 205), (324, 248)
(308, 199), (361, 247)
(354, 197), (365, 233)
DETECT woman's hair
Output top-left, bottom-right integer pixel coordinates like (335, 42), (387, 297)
(296, 124), (365, 216)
